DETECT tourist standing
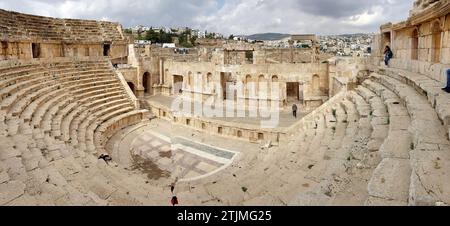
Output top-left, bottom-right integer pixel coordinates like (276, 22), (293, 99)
(171, 196), (179, 206)
(384, 46), (393, 66)
(292, 104), (298, 118)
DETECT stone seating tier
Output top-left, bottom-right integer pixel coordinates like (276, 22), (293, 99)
(0, 59), (152, 205)
(0, 9), (124, 42)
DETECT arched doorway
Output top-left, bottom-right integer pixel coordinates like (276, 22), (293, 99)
(411, 29), (419, 60)
(173, 75), (184, 96)
(431, 21), (442, 63)
(271, 75), (279, 83)
(127, 82), (135, 94)
(258, 74), (266, 98)
(143, 72), (151, 95)
(271, 75), (279, 99)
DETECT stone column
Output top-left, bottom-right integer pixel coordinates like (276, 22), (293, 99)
(159, 58), (164, 85)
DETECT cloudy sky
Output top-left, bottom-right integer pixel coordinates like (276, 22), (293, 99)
(0, 0), (415, 35)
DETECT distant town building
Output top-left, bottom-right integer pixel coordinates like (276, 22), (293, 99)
(162, 43), (176, 48)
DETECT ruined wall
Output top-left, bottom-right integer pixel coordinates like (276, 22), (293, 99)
(328, 57), (368, 95)
(392, 18), (449, 64)
(411, 0), (442, 16)
(162, 60), (329, 105)
(224, 51), (249, 65)
(372, 1), (450, 84)
(0, 42), (31, 60)
(119, 67), (139, 89)
(254, 48), (314, 64)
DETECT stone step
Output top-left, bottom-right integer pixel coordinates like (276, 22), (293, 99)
(371, 73), (450, 206)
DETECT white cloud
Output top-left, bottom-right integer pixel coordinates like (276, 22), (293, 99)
(0, 0), (415, 35)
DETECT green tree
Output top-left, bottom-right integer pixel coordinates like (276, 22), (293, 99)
(206, 32), (216, 39)
(123, 28), (132, 34)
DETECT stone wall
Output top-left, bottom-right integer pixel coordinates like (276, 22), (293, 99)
(0, 9), (127, 61)
(161, 60), (329, 106)
(149, 103), (285, 145)
(254, 48), (314, 64)
(328, 57), (369, 95)
(372, 1), (450, 84)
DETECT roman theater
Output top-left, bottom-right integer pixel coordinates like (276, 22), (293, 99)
(1, 0), (450, 206)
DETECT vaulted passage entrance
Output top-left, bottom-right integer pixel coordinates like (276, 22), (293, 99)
(143, 72), (152, 95)
(32, 43), (41, 58)
(173, 75), (183, 96)
(103, 43), (111, 56)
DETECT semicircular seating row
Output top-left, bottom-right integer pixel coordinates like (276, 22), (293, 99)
(0, 59), (449, 206)
(172, 68), (450, 206)
(0, 59), (161, 206)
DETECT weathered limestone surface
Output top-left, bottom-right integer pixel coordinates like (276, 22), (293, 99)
(1, 0), (450, 207)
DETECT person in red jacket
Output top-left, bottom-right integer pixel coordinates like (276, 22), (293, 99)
(171, 196), (179, 206)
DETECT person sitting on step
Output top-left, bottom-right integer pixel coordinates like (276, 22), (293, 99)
(98, 154), (113, 164)
(443, 69), (450, 93)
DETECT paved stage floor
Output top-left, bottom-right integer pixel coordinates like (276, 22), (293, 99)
(145, 95), (313, 128)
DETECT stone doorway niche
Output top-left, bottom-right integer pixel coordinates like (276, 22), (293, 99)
(220, 72), (232, 100)
(382, 32), (391, 50)
(286, 82), (300, 102)
(431, 21), (442, 63)
(312, 74), (320, 95)
(103, 43), (111, 56)
(32, 43), (41, 58)
(173, 75), (184, 96)
(411, 29), (419, 60)
(1, 41), (7, 58)
(143, 72), (152, 95)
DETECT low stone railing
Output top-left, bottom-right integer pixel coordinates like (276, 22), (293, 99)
(108, 61), (140, 109)
(385, 58), (450, 84)
(280, 91), (348, 141)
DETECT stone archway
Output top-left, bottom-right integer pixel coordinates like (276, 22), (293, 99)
(258, 74), (266, 97)
(173, 75), (184, 96)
